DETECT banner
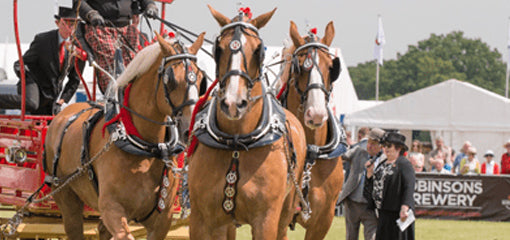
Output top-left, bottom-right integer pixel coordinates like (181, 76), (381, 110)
(414, 173), (510, 221)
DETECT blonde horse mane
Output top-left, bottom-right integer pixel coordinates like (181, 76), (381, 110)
(107, 38), (176, 96)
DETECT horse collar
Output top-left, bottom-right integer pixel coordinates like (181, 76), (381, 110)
(306, 107), (348, 161)
(192, 89), (287, 151)
(104, 85), (185, 159)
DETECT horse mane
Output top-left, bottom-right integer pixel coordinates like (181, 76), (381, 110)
(114, 38), (176, 88)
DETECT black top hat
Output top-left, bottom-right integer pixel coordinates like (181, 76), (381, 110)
(383, 132), (408, 151)
(54, 7), (78, 20)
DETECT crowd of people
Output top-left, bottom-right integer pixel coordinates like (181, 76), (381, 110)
(343, 129), (510, 176)
(340, 128), (416, 240)
(406, 137), (510, 175)
(339, 126), (510, 240)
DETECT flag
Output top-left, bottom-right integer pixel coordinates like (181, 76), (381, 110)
(374, 15), (385, 66)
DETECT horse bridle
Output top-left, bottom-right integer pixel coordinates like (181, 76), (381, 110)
(157, 41), (203, 118)
(290, 40), (341, 105)
(213, 17), (265, 91)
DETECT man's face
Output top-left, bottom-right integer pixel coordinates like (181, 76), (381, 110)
(436, 139), (443, 148)
(462, 143), (471, 152)
(367, 139), (382, 156)
(56, 19), (77, 39)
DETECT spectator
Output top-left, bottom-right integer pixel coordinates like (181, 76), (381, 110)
(409, 140), (425, 172)
(481, 150), (499, 175)
(364, 132), (415, 240)
(75, 0), (158, 94)
(345, 130), (356, 147)
(501, 140), (510, 174)
(431, 156), (451, 174)
(339, 128), (385, 240)
(0, 7), (85, 115)
(429, 136), (452, 171)
(345, 127), (370, 181)
(409, 154), (424, 173)
(453, 141), (472, 174)
(357, 127), (369, 142)
(459, 147), (481, 175)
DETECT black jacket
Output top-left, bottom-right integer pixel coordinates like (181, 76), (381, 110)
(77, 0), (155, 27)
(15, 29), (84, 109)
(363, 155), (415, 212)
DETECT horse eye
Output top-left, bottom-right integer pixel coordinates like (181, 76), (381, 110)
(164, 67), (177, 90)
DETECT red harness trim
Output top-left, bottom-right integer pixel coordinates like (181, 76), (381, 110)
(276, 81), (287, 100)
(186, 79), (219, 156)
(102, 83), (142, 138)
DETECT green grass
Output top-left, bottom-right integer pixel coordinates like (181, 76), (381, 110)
(236, 216), (510, 240)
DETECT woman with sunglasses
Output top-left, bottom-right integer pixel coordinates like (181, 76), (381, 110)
(363, 132), (415, 240)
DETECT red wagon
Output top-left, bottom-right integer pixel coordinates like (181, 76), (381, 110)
(0, 0), (189, 239)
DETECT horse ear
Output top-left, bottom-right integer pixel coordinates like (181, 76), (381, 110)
(189, 32), (206, 55)
(250, 8), (277, 29)
(208, 4), (231, 27)
(289, 21), (305, 48)
(156, 32), (176, 57)
(321, 21), (335, 46)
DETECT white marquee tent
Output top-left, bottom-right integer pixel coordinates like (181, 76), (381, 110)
(344, 79), (510, 163)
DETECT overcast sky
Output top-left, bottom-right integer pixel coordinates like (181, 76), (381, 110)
(1, 0), (510, 66)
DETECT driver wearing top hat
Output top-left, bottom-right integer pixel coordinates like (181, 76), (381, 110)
(0, 6), (85, 115)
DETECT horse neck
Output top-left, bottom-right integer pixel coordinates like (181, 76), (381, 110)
(127, 66), (168, 143)
(216, 84), (264, 135)
(286, 83), (329, 146)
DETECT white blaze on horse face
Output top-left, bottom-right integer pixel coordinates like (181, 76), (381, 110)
(304, 53), (328, 128)
(224, 35), (248, 106)
(188, 85), (199, 112)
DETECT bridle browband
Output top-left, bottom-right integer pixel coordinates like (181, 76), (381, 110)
(157, 41), (202, 119)
(214, 16), (265, 91)
(291, 40), (336, 105)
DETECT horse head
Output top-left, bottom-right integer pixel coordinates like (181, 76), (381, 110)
(208, 5), (276, 120)
(288, 21), (340, 129)
(155, 32), (206, 142)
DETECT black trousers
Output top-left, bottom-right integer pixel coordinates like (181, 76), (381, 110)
(0, 82), (51, 114)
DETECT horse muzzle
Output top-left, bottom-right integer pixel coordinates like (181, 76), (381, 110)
(220, 97), (248, 120)
(304, 106), (328, 129)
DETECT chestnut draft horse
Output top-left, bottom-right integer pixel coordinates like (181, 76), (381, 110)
(43, 33), (205, 240)
(187, 6), (306, 240)
(277, 21), (346, 240)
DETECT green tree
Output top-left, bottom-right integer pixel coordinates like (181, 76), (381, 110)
(349, 31), (506, 100)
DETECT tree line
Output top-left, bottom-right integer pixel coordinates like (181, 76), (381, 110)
(348, 31), (507, 100)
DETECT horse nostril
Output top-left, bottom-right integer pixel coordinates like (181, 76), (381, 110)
(237, 100), (248, 109)
(220, 100), (229, 112)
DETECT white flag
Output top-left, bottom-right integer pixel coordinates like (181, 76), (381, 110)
(374, 15), (385, 66)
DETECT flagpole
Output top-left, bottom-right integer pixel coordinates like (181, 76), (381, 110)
(506, 17), (510, 98)
(506, 64), (509, 98)
(374, 14), (384, 101)
(376, 61), (380, 101)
